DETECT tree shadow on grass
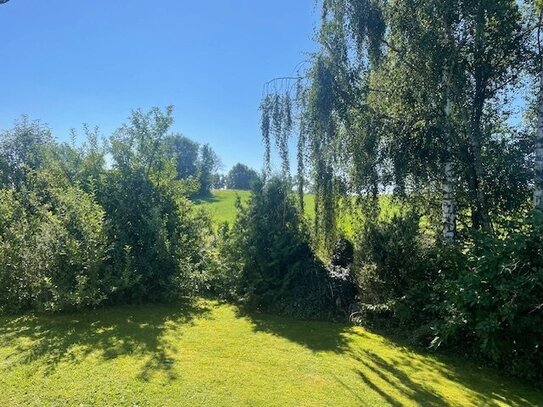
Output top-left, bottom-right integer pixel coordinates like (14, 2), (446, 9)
(352, 347), (543, 406)
(192, 194), (220, 204)
(0, 301), (211, 381)
(239, 308), (542, 406)
(354, 350), (446, 406)
(237, 309), (353, 353)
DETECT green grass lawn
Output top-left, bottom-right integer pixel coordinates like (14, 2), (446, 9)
(195, 190), (402, 237)
(0, 301), (541, 406)
(194, 189), (252, 225)
(193, 189), (337, 228)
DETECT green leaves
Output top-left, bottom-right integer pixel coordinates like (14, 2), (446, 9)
(221, 177), (338, 318)
(0, 107), (214, 312)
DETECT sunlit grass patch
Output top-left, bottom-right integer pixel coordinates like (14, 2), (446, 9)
(0, 301), (540, 406)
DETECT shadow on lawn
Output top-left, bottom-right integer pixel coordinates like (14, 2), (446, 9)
(192, 194), (220, 204)
(0, 301), (211, 381)
(241, 309), (542, 406)
(353, 348), (542, 407)
(354, 350), (446, 406)
(238, 309), (353, 353)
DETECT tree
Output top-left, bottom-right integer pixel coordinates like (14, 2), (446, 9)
(101, 107), (211, 303)
(263, 0), (526, 244)
(0, 116), (52, 188)
(223, 176), (337, 318)
(163, 133), (200, 180)
(197, 144), (221, 196)
(226, 163), (259, 190)
(528, 0), (543, 212)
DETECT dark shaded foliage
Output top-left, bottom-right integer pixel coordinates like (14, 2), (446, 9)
(226, 163), (259, 190)
(220, 177), (348, 319)
(353, 211), (543, 383)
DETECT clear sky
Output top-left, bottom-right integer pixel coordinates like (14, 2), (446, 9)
(0, 0), (318, 171)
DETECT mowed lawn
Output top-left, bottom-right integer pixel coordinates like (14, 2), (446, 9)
(0, 301), (541, 406)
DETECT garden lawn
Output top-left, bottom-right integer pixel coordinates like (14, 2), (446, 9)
(0, 301), (541, 406)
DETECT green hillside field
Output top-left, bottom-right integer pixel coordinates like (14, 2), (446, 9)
(193, 189), (252, 225)
(195, 189), (400, 236)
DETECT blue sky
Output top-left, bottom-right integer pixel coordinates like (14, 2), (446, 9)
(0, 0), (318, 171)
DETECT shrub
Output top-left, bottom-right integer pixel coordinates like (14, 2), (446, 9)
(0, 107), (214, 312)
(327, 237), (358, 312)
(354, 211), (436, 327)
(98, 107), (213, 304)
(429, 219), (543, 383)
(0, 184), (107, 313)
(223, 177), (340, 319)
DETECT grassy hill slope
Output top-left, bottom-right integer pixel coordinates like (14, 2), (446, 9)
(194, 190), (400, 237)
(194, 189), (252, 225)
(1, 301), (541, 406)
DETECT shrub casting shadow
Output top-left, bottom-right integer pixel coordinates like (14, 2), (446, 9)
(0, 301), (211, 381)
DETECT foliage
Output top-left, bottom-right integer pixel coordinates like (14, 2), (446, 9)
(221, 177), (342, 318)
(0, 116), (52, 188)
(261, 0), (541, 384)
(98, 107), (212, 303)
(163, 133), (200, 180)
(226, 163), (259, 190)
(354, 211), (437, 328)
(0, 182), (107, 313)
(0, 108), (214, 312)
(352, 211), (543, 383)
(429, 219), (543, 383)
(326, 236), (358, 311)
(196, 143), (221, 196)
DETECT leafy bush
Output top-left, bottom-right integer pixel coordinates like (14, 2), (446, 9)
(429, 219), (543, 383)
(354, 211), (436, 327)
(97, 107), (213, 304)
(0, 183), (107, 313)
(327, 237), (358, 312)
(222, 177), (340, 319)
(353, 210), (543, 383)
(0, 108), (214, 313)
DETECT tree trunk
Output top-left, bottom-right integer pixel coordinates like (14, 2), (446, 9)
(442, 85), (456, 241)
(442, 160), (456, 241)
(534, 61), (543, 211)
(467, 3), (491, 232)
(467, 121), (491, 231)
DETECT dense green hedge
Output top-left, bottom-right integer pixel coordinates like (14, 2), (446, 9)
(0, 110), (212, 313)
